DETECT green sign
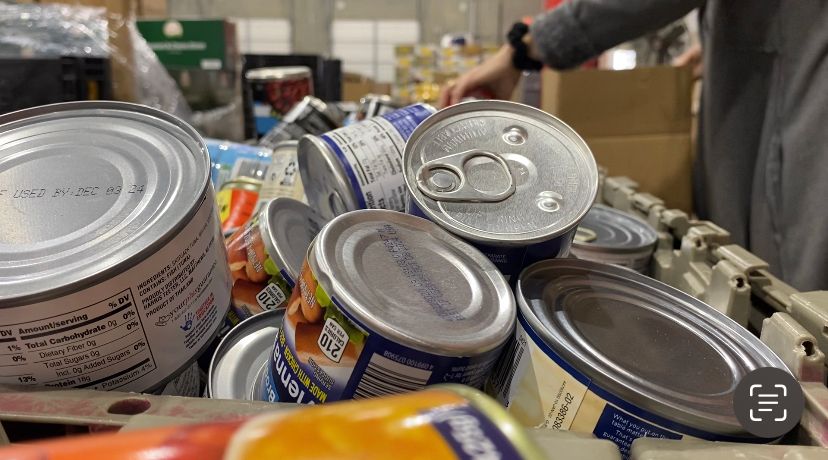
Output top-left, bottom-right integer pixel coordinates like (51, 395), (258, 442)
(137, 20), (233, 70)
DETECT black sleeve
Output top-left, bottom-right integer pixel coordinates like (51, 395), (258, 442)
(530, 0), (705, 70)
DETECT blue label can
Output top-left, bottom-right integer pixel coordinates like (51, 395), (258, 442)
(402, 100), (598, 282)
(298, 103), (436, 220)
(205, 138), (272, 190)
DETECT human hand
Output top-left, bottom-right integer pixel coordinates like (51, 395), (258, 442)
(672, 42), (702, 79)
(439, 44), (523, 107)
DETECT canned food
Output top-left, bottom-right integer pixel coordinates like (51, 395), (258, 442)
(217, 178), (262, 236)
(245, 66), (313, 138)
(153, 361), (202, 397)
(299, 103), (436, 220)
(0, 386), (544, 460)
(259, 96), (343, 149)
(0, 101), (231, 392)
(356, 94), (400, 121)
(225, 198), (327, 325)
(403, 100), (598, 281)
(262, 209), (514, 404)
(208, 309), (283, 400)
(256, 140), (305, 207)
(205, 138), (271, 190)
(570, 204), (658, 273)
(489, 259), (788, 457)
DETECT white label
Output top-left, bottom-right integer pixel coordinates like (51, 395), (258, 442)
(318, 318), (348, 363)
(324, 117), (407, 211)
(258, 149), (306, 204)
(256, 284), (288, 311)
(0, 192), (232, 392)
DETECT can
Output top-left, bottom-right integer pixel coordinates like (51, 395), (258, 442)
(356, 93), (400, 121)
(258, 96), (343, 149)
(217, 178), (262, 236)
(245, 66), (313, 138)
(205, 138), (272, 190)
(298, 103), (436, 220)
(403, 100), (599, 281)
(0, 101), (232, 392)
(153, 361), (202, 397)
(208, 309), (283, 400)
(570, 204), (658, 273)
(489, 259), (789, 457)
(225, 198), (327, 325)
(0, 386), (545, 460)
(262, 209), (515, 404)
(256, 140), (305, 207)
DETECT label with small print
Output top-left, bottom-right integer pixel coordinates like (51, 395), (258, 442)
(257, 147), (306, 205)
(321, 103), (434, 211)
(0, 191), (231, 392)
(262, 222), (502, 404)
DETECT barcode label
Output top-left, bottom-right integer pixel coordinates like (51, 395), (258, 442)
(353, 353), (432, 399)
(230, 158), (269, 180)
(489, 335), (526, 403)
(256, 284), (287, 311)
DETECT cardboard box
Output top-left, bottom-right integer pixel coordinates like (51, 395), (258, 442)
(342, 72), (391, 102)
(542, 66), (693, 137)
(136, 19), (237, 71)
(585, 133), (692, 212)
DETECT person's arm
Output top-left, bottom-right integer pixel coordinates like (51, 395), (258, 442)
(533, 0), (704, 70)
(440, 0), (703, 106)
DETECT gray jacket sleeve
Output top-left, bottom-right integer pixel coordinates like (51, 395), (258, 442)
(531, 0), (704, 70)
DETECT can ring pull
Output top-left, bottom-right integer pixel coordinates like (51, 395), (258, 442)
(415, 149), (515, 202)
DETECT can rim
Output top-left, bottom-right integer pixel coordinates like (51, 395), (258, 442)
(403, 100), (598, 246)
(0, 101), (210, 307)
(571, 205), (658, 255)
(298, 134), (360, 216)
(515, 258), (789, 436)
(258, 197), (325, 282)
(245, 66), (312, 81)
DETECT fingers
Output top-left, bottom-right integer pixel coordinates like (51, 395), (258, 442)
(438, 81), (455, 108)
(449, 77), (471, 106)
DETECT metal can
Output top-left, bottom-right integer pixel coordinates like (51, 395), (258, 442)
(258, 96), (343, 149)
(245, 66), (313, 138)
(403, 100), (598, 281)
(225, 198), (327, 325)
(0, 101), (232, 392)
(205, 138), (271, 190)
(217, 177), (262, 236)
(262, 209), (515, 404)
(208, 309), (283, 400)
(256, 140), (305, 207)
(0, 386), (545, 460)
(299, 103), (436, 220)
(356, 93), (400, 121)
(570, 204), (658, 273)
(489, 259), (789, 456)
(153, 361), (203, 397)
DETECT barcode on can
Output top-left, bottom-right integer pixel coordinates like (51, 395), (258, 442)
(353, 353), (432, 399)
(489, 335), (526, 404)
(256, 284), (287, 311)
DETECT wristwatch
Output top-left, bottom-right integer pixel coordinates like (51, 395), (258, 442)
(507, 22), (543, 71)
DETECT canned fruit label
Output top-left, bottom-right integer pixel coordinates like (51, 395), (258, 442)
(217, 187), (259, 234)
(262, 258), (501, 404)
(232, 389), (530, 459)
(488, 314), (765, 458)
(257, 149), (306, 205)
(225, 217), (291, 322)
(321, 103), (434, 212)
(0, 192), (231, 392)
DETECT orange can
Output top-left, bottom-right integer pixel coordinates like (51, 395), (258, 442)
(0, 386), (543, 460)
(217, 178), (261, 235)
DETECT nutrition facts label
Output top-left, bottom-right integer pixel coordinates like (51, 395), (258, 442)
(0, 289), (155, 390)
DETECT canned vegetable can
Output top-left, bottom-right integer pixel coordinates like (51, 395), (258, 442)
(299, 103), (436, 220)
(245, 66), (313, 138)
(403, 100), (598, 281)
(489, 259), (789, 457)
(0, 386), (545, 460)
(263, 210), (515, 404)
(258, 96), (343, 149)
(225, 198), (327, 325)
(570, 204), (658, 273)
(0, 102), (232, 392)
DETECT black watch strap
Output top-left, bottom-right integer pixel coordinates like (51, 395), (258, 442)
(507, 22), (543, 71)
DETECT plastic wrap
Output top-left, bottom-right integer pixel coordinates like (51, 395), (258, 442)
(0, 2), (191, 120)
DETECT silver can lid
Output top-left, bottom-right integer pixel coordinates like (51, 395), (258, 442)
(517, 259), (788, 435)
(312, 209), (515, 356)
(258, 197), (327, 283)
(245, 66), (312, 81)
(404, 100), (597, 245)
(572, 205), (658, 254)
(297, 134), (358, 218)
(208, 309), (283, 400)
(0, 102), (209, 306)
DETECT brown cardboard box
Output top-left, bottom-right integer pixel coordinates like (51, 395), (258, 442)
(585, 133), (692, 212)
(542, 66), (693, 138)
(342, 73), (392, 102)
